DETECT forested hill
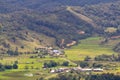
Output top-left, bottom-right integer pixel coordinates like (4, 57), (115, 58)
(0, 0), (118, 13)
(0, 0), (120, 53)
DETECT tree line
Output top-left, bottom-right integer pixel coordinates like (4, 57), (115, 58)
(0, 61), (18, 71)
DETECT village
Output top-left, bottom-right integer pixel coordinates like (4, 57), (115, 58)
(50, 67), (104, 73)
(35, 46), (64, 57)
(35, 46), (104, 74)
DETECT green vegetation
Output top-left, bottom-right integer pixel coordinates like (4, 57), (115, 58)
(0, 0), (120, 80)
(0, 0), (119, 51)
(65, 37), (118, 61)
(0, 53), (76, 80)
(87, 73), (120, 80)
(48, 71), (120, 80)
(114, 43), (120, 52)
(0, 36), (119, 80)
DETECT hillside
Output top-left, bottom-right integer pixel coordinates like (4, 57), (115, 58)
(0, 0), (120, 80)
(114, 43), (120, 52)
(0, 0), (120, 53)
(67, 6), (98, 28)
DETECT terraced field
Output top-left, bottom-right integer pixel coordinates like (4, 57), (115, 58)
(65, 37), (119, 61)
(0, 54), (76, 80)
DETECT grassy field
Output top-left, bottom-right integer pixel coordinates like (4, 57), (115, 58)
(0, 69), (52, 80)
(65, 37), (119, 61)
(0, 37), (120, 80)
(0, 54), (76, 80)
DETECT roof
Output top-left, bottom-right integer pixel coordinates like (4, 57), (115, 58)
(53, 50), (61, 53)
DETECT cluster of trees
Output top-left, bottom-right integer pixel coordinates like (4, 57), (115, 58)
(79, 61), (90, 68)
(83, 54), (120, 62)
(87, 73), (120, 80)
(78, 56), (104, 68)
(42, 72), (120, 80)
(79, 61), (103, 68)
(7, 48), (19, 56)
(0, 61), (18, 71)
(0, 0), (97, 49)
(113, 43), (120, 52)
(82, 1), (120, 29)
(43, 61), (69, 68)
(94, 54), (120, 61)
(48, 73), (81, 80)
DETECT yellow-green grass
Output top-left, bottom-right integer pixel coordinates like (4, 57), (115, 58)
(0, 69), (51, 80)
(0, 54), (76, 70)
(0, 54), (76, 80)
(65, 37), (118, 61)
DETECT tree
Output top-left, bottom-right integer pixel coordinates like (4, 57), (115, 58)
(7, 49), (19, 56)
(80, 61), (89, 68)
(84, 56), (91, 61)
(4, 65), (12, 69)
(24, 66), (29, 70)
(0, 63), (5, 71)
(62, 61), (69, 66)
(92, 63), (103, 68)
(13, 64), (18, 69)
(43, 61), (58, 68)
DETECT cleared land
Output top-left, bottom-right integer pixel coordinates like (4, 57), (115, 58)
(65, 37), (119, 61)
(0, 37), (120, 80)
(0, 54), (76, 80)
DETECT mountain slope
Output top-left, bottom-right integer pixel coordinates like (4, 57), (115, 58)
(67, 6), (98, 28)
(0, 0), (120, 52)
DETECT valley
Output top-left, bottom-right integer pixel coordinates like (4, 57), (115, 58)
(0, 0), (120, 80)
(0, 36), (120, 80)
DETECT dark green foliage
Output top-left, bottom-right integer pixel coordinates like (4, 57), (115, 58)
(92, 63), (103, 68)
(48, 71), (120, 80)
(0, 63), (5, 71)
(84, 56), (91, 61)
(94, 54), (112, 61)
(7, 49), (19, 56)
(80, 61), (89, 68)
(94, 54), (120, 61)
(86, 73), (120, 80)
(4, 65), (13, 69)
(0, 62), (19, 72)
(82, 2), (120, 29)
(13, 64), (18, 69)
(43, 61), (58, 68)
(113, 43), (120, 52)
(49, 72), (81, 80)
(0, 0), (118, 49)
(62, 61), (69, 66)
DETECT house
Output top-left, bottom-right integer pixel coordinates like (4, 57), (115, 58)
(50, 67), (104, 73)
(80, 68), (92, 72)
(93, 68), (103, 72)
(49, 50), (63, 56)
(50, 69), (55, 73)
(53, 50), (62, 55)
(50, 68), (70, 73)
